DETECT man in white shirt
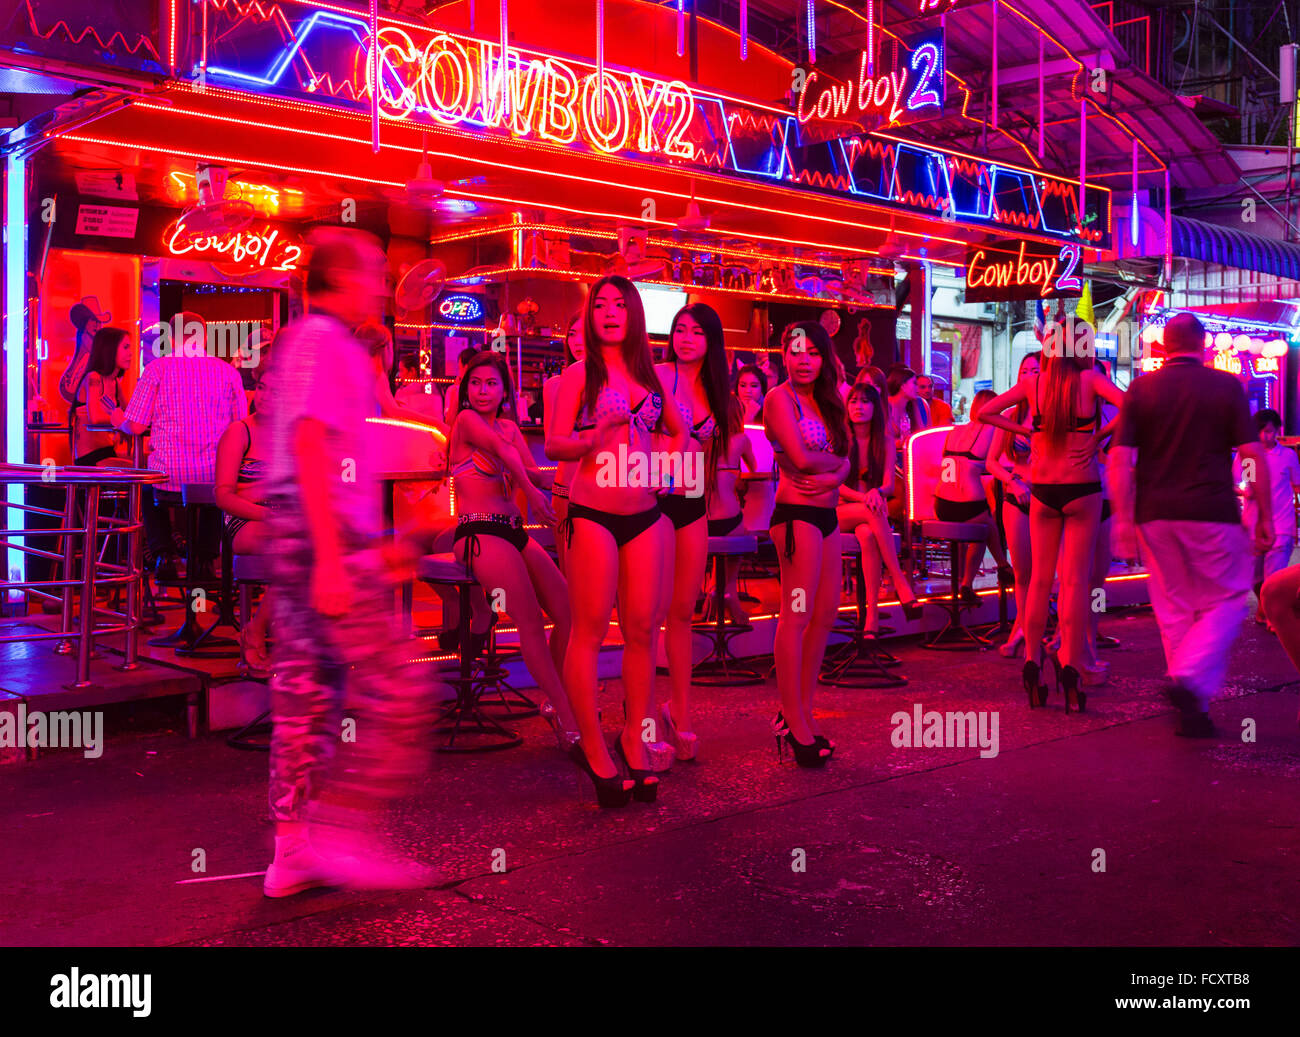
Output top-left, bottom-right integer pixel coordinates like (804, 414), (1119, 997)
(1234, 408), (1300, 618)
(115, 312), (248, 577)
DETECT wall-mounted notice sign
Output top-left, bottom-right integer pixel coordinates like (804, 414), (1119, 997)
(963, 240), (1083, 302)
(74, 205), (140, 238)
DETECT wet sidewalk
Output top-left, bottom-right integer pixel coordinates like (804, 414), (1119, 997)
(3, 609), (1298, 947)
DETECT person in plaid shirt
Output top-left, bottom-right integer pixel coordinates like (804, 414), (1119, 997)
(115, 312), (247, 576)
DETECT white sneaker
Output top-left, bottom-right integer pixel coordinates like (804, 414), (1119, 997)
(310, 823), (442, 891)
(263, 837), (351, 898)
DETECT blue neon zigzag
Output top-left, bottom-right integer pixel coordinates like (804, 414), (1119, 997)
(207, 14), (1089, 240)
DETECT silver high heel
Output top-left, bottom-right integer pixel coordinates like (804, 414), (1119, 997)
(660, 702), (699, 761)
(540, 700), (580, 753)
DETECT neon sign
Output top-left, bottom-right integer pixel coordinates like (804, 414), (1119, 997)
(1255, 356), (1280, 373)
(436, 293), (484, 323)
(163, 220), (302, 272)
(796, 31), (945, 128)
(357, 28), (695, 160)
(964, 241), (1083, 302)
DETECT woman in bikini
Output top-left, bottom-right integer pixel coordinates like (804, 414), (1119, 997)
(933, 389), (1011, 604)
(543, 314), (585, 574)
(546, 275), (688, 807)
(986, 351), (1041, 658)
(653, 303), (733, 761)
(979, 350), (1124, 712)
(448, 351), (579, 752)
(215, 366), (275, 673)
(765, 321), (850, 768)
(838, 381), (923, 635)
(706, 396), (756, 627)
(73, 327), (133, 466)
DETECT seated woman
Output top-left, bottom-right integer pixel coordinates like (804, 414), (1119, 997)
(705, 396), (756, 626)
(214, 367), (275, 674)
(932, 389), (1010, 605)
(72, 327), (133, 467)
(837, 381), (923, 634)
(448, 351), (579, 752)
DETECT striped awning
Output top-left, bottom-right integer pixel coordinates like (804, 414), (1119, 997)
(1171, 216), (1300, 281)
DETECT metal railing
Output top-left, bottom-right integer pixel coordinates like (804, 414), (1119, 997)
(1, 451), (163, 687)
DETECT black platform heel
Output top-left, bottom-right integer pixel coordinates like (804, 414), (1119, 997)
(1061, 665), (1086, 714)
(1022, 660), (1048, 708)
(571, 744), (634, 808)
(613, 731), (660, 802)
(771, 712), (830, 768)
(775, 710), (834, 756)
(901, 598), (924, 621)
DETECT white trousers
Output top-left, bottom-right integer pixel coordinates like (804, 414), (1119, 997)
(1138, 520), (1252, 710)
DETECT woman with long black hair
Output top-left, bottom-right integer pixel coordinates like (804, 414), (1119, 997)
(72, 327), (132, 466)
(448, 351), (579, 752)
(765, 321), (850, 767)
(654, 302), (732, 760)
(979, 350), (1124, 712)
(837, 381), (923, 635)
(986, 351), (1041, 658)
(543, 313), (586, 574)
(546, 275), (688, 806)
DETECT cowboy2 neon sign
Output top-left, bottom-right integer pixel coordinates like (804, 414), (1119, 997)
(964, 240), (1083, 301)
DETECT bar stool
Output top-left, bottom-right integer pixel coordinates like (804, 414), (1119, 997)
(919, 520), (992, 651)
(149, 484), (239, 657)
(473, 613), (539, 721)
(691, 534), (762, 686)
(418, 553), (522, 751)
(226, 553), (273, 752)
(821, 536), (908, 688)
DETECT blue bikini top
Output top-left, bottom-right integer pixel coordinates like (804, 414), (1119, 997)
(576, 383), (662, 434)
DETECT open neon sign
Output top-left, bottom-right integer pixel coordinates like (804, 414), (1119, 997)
(358, 28), (695, 159)
(163, 220), (302, 272)
(796, 31), (944, 127)
(437, 293), (484, 322)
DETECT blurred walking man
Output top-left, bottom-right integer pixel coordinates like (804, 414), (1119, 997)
(1109, 312), (1273, 737)
(262, 228), (439, 897)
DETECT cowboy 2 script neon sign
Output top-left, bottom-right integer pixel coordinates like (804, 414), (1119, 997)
(796, 30), (945, 129)
(358, 29), (695, 159)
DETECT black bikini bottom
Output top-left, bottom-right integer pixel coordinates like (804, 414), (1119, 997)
(562, 502), (662, 549)
(770, 502), (838, 559)
(934, 497), (990, 523)
(454, 514), (530, 559)
(75, 446), (118, 467)
(659, 493), (708, 530)
(1030, 481), (1104, 516)
(708, 513), (743, 537)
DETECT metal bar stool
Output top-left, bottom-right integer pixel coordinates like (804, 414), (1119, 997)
(691, 534), (763, 686)
(418, 553), (522, 751)
(225, 553), (273, 752)
(821, 536), (909, 688)
(918, 520), (992, 651)
(148, 484), (238, 657)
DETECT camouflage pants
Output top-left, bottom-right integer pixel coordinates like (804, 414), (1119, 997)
(267, 523), (434, 823)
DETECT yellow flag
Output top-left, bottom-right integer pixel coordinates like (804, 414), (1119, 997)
(1076, 280), (1095, 327)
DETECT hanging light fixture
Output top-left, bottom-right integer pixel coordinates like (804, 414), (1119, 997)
(740, 0), (748, 60)
(677, 0), (686, 59)
(596, 0), (605, 116)
(806, 0), (816, 64)
(500, 0), (510, 122)
(866, 0), (873, 76)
